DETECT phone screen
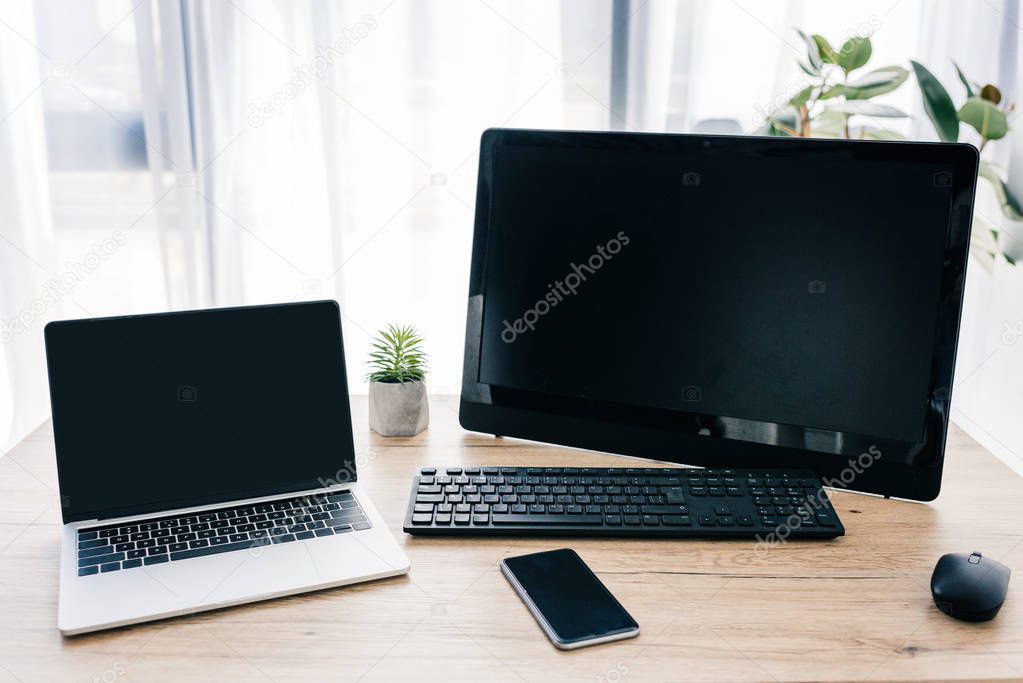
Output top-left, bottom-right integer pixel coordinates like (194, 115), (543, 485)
(502, 549), (638, 646)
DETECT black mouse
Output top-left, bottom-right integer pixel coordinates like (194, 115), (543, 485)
(931, 551), (1011, 622)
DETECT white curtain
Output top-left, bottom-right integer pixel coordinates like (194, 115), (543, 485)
(0, 1), (57, 449)
(2, 0), (1021, 453)
(134, 0), (615, 399)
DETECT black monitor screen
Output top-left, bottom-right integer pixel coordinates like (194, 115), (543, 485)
(45, 301), (355, 523)
(478, 136), (954, 444)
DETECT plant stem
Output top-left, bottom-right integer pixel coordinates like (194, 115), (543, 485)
(767, 116), (800, 137)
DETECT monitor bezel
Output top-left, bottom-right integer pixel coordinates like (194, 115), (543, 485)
(45, 300), (357, 523)
(460, 128), (978, 502)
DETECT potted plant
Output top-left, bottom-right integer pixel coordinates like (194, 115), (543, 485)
(367, 323), (429, 436)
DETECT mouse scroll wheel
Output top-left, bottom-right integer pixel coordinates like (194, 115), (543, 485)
(969, 552), (982, 564)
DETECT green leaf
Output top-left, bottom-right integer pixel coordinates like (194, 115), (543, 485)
(980, 83), (1002, 104)
(812, 34), (838, 64)
(796, 29), (822, 71)
(978, 161), (1023, 221)
(366, 322), (429, 383)
(953, 62), (974, 97)
(911, 60), (959, 142)
(836, 36), (871, 73)
(959, 96), (1009, 140)
(788, 85), (814, 109)
(824, 66), (908, 100)
(970, 214), (1000, 273)
(825, 101), (908, 117)
(809, 109), (848, 137)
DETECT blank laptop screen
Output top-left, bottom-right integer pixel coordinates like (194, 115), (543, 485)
(45, 301), (356, 523)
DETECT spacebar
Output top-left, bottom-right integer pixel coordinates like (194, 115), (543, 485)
(169, 540), (257, 561)
(491, 514), (603, 525)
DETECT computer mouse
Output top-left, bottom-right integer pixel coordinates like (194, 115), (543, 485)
(931, 551), (1011, 622)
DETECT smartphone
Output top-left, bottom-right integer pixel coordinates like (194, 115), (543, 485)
(501, 548), (639, 649)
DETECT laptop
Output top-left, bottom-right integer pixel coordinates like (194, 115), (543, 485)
(44, 301), (410, 635)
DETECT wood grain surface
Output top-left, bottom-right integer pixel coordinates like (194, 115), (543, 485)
(0, 396), (1021, 682)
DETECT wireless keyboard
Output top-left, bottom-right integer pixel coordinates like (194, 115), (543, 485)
(403, 467), (845, 539)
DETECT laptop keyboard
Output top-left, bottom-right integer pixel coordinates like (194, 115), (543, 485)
(76, 490), (370, 576)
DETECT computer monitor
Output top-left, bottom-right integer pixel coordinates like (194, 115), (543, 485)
(459, 128), (978, 501)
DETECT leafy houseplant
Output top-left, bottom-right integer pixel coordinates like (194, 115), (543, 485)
(367, 324), (429, 436)
(764, 28), (1019, 269)
(760, 31), (909, 140)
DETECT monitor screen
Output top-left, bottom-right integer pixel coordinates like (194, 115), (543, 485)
(45, 301), (355, 522)
(479, 139), (950, 443)
(462, 129), (978, 501)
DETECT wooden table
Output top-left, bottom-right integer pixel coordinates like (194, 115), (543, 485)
(1, 396), (1022, 682)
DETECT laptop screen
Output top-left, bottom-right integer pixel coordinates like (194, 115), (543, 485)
(45, 301), (356, 523)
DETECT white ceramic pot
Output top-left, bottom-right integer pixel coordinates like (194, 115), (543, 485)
(368, 380), (429, 436)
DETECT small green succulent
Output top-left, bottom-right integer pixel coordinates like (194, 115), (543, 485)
(367, 324), (427, 383)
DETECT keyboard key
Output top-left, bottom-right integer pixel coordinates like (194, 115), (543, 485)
(78, 566), (99, 576)
(78, 552), (125, 568)
(296, 531), (315, 540)
(641, 515), (661, 526)
(170, 540), (253, 561)
(314, 528), (334, 537)
(144, 555), (169, 565)
(100, 562), (121, 573)
(122, 558), (142, 569)
(78, 538), (109, 550)
(642, 505), (689, 515)
(416, 494), (445, 504)
(662, 515), (691, 526)
(273, 534), (296, 544)
(77, 530), (98, 541)
(816, 512), (836, 527)
(663, 487), (686, 504)
(492, 514), (602, 525)
(80, 545), (116, 559)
